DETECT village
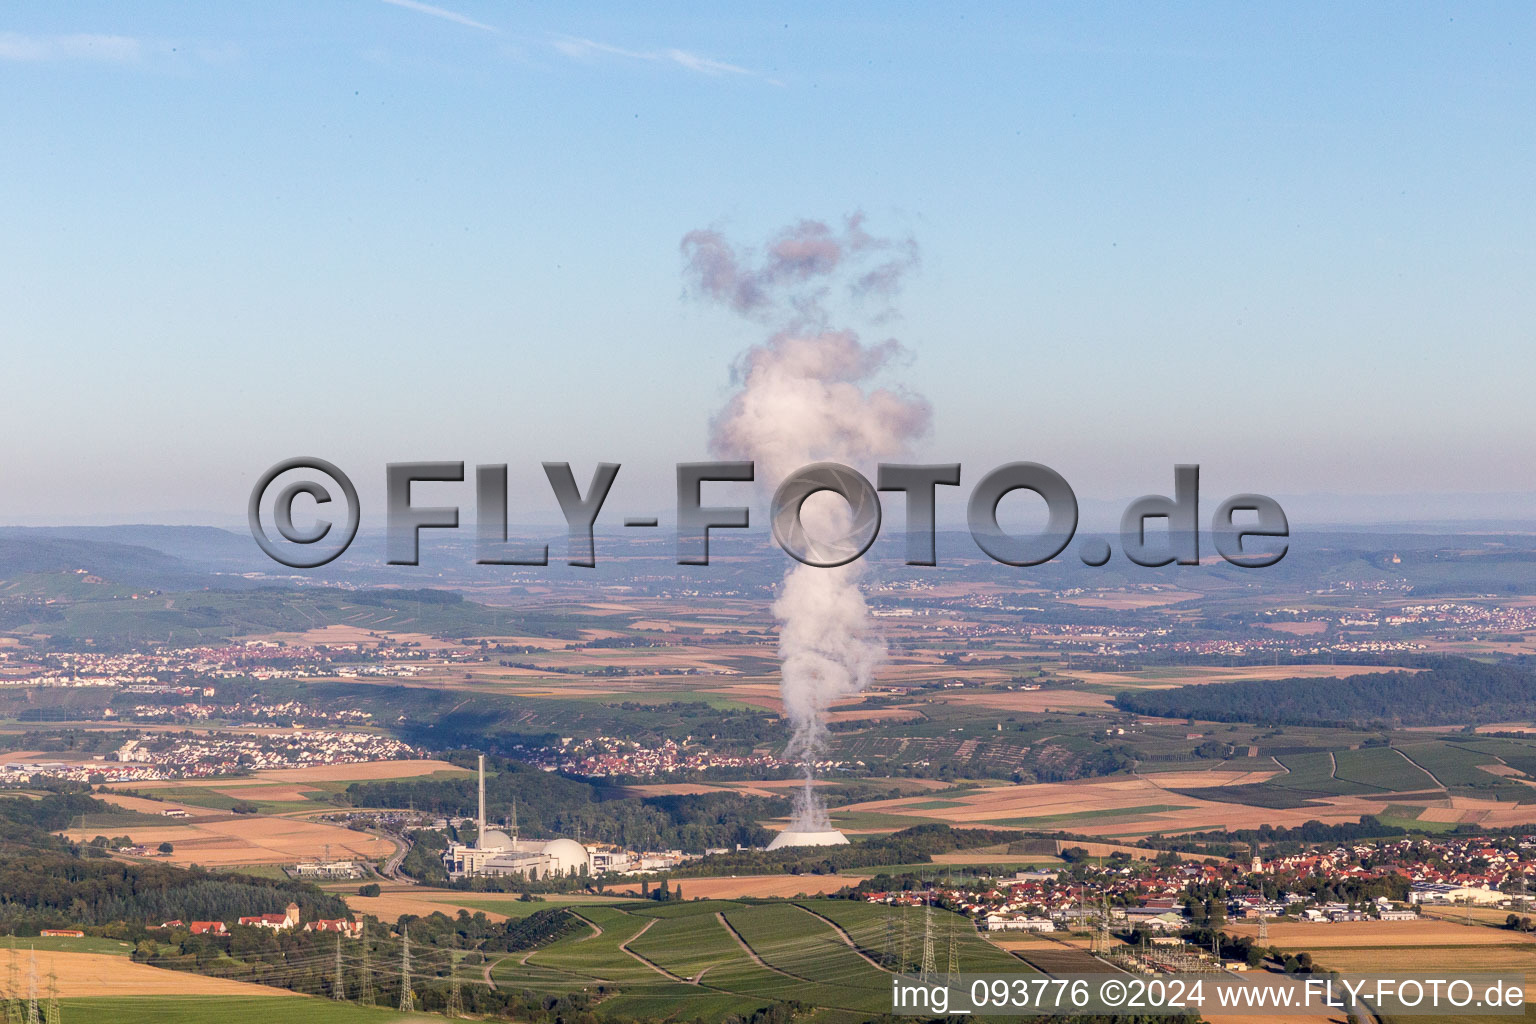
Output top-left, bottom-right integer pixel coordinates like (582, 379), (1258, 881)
(0, 728), (420, 784)
(869, 832), (1536, 943)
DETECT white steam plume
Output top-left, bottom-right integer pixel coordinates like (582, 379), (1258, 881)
(683, 215), (929, 830)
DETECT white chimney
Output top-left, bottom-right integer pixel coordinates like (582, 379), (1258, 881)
(477, 754), (486, 847)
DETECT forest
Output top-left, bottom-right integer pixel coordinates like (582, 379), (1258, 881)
(1114, 657), (1535, 727)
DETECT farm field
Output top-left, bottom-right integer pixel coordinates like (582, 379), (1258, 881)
(342, 883), (632, 923)
(63, 813), (395, 868)
(4, 948), (299, 998)
(800, 899), (1027, 973)
(489, 898), (1024, 1020)
(59, 995), (438, 1023)
(611, 873), (856, 899)
(833, 774), (1420, 838)
(1226, 918), (1536, 948)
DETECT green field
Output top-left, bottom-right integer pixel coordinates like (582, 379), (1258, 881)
(485, 898), (1026, 1019)
(1332, 745), (1438, 791)
(6, 935), (133, 955)
(800, 899), (1027, 974)
(59, 995), (435, 1023)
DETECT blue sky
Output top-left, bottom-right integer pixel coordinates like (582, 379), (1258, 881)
(2, 2), (1533, 526)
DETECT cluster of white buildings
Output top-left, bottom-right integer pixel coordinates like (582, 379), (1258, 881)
(442, 757), (594, 880)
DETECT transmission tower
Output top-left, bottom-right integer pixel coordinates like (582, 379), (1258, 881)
(446, 951), (464, 1018)
(42, 967), (56, 1024)
(358, 929), (374, 1007)
(945, 913), (958, 990)
(1257, 913), (1268, 943)
(919, 895), (936, 982)
(398, 926), (414, 1013)
(881, 904), (895, 969)
(25, 950), (37, 1024)
(333, 934), (345, 1001)
(8, 935), (20, 1024)
(1096, 891), (1111, 955)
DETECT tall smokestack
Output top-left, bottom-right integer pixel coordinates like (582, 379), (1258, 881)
(477, 754), (486, 847)
(682, 214), (928, 832)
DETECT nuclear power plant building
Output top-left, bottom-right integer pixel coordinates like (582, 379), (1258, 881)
(441, 755), (593, 880)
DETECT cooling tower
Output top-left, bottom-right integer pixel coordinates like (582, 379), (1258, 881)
(765, 829), (851, 850)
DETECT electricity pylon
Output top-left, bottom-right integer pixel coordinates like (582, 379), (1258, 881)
(358, 931), (374, 1007)
(25, 951), (37, 1024)
(7, 936), (20, 1024)
(446, 951), (463, 1017)
(881, 904), (895, 969)
(945, 913), (959, 989)
(398, 926), (414, 1013)
(333, 934), (345, 1000)
(919, 896), (936, 982)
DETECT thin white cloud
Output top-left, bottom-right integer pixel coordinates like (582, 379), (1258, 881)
(0, 32), (142, 63)
(379, 0), (498, 33)
(551, 35), (755, 78)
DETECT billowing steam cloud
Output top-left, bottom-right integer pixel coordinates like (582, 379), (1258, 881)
(683, 214), (930, 830)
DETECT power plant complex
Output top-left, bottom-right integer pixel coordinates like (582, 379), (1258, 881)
(442, 756), (593, 880)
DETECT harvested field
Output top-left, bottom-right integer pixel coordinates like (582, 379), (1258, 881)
(1263, 621), (1329, 635)
(1058, 588), (1204, 609)
(835, 775), (1407, 837)
(1226, 919), (1536, 948)
(4, 949), (296, 998)
(1076, 664), (1418, 686)
(1137, 769), (1281, 788)
(610, 874), (853, 899)
(343, 885), (627, 923)
(947, 689), (1115, 713)
(825, 706), (924, 723)
(96, 792), (211, 816)
(65, 816), (395, 867)
(247, 759), (465, 783)
(211, 785), (317, 802)
(253, 625), (466, 650)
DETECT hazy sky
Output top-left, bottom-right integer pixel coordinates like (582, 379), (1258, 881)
(3, 2), (1533, 527)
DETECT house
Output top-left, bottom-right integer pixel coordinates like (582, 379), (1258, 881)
(304, 918), (364, 938)
(239, 902), (300, 930)
(189, 921), (227, 936)
(1410, 883), (1505, 906)
(1379, 909), (1418, 921)
(1132, 911), (1186, 933)
(983, 914), (1054, 932)
(159, 920), (183, 929)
